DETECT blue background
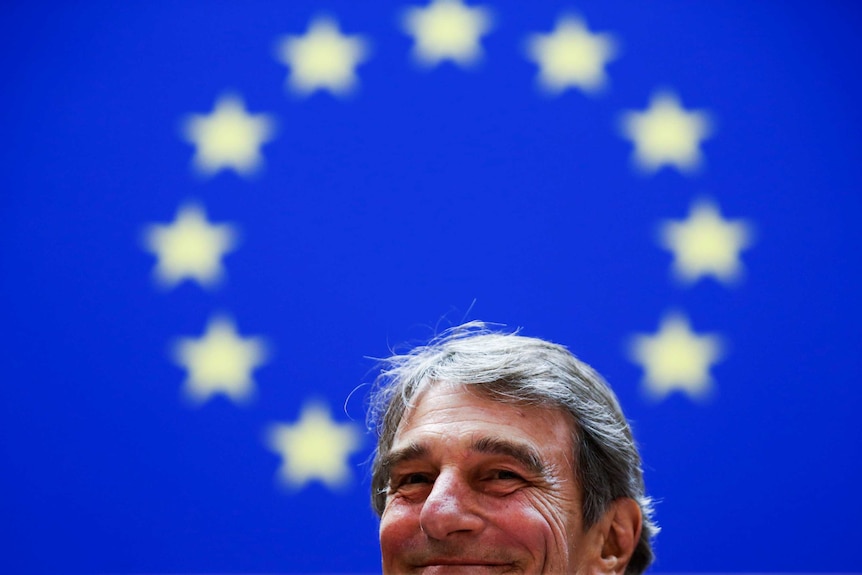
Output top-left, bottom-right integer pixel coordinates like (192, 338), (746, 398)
(1, 1), (861, 573)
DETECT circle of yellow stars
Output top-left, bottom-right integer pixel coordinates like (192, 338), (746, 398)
(140, 0), (756, 492)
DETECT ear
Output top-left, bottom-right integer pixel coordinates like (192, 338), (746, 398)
(583, 498), (642, 575)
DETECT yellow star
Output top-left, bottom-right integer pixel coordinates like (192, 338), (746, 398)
(173, 316), (269, 405)
(403, 0), (493, 68)
(620, 91), (712, 174)
(267, 402), (363, 490)
(143, 203), (237, 289)
(660, 198), (754, 285)
(525, 15), (617, 95)
(629, 312), (723, 400)
(181, 94), (275, 177)
(276, 16), (369, 96)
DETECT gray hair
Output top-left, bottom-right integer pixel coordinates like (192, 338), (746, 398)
(367, 322), (657, 575)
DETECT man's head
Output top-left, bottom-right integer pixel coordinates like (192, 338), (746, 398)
(368, 322), (657, 574)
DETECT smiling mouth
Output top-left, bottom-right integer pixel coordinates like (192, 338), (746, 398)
(423, 563), (507, 566)
(416, 562), (515, 572)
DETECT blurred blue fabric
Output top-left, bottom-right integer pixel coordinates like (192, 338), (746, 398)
(1, 1), (861, 573)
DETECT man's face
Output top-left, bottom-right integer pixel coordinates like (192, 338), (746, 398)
(379, 383), (601, 574)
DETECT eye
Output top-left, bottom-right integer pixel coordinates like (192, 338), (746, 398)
(491, 469), (524, 481)
(387, 473), (436, 501)
(389, 471), (434, 494)
(493, 469), (524, 481)
(479, 468), (527, 495)
(403, 473), (431, 485)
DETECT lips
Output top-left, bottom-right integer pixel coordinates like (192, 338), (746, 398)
(421, 560), (509, 566)
(414, 559), (516, 573)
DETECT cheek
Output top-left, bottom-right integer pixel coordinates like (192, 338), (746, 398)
(379, 502), (419, 562)
(505, 492), (577, 568)
(500, 500), (553, 548)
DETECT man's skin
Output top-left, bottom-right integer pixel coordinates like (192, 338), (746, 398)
(379, 382), (641, 574)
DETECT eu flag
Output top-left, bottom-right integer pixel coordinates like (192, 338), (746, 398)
(2, 1), (860, 573)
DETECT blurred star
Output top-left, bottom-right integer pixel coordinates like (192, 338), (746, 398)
(276, 16), (369, 96)
(525, 15), (617, 95)
(620, 91), (712, 174)
(173, 316), (269, 405)
(403, 0), (493, 67)
(629, 312), (723, 400)
(143, 203), (237, 289)
(267, 402), (363, 489)
(182, 94), (275, 177)
(661, 198), (754, 285)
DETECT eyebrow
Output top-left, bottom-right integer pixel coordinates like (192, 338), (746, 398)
(380, 442), (429, 477)
(381, 436), (547, 480)
(472, 436), (547, 477)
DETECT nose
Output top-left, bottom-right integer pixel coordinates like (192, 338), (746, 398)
(419, 469), (484, 540)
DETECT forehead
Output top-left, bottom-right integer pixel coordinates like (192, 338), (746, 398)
(394, 382), (576, 460)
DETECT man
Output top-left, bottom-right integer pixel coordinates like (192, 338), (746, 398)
(368, 322), (657, 574)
